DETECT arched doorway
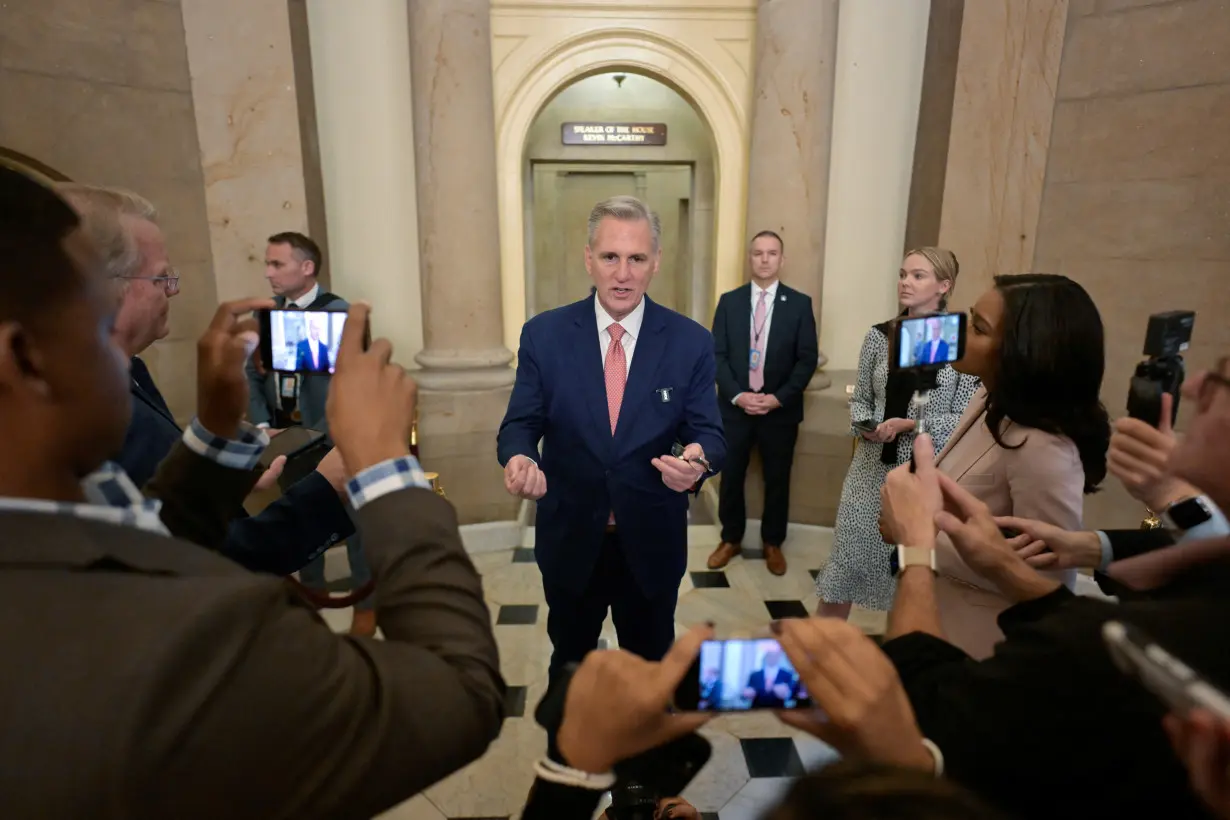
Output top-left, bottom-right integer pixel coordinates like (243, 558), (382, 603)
(495, 32), (749, 356)
(521, 71), (715, 322)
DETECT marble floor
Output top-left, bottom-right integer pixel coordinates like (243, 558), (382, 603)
(318, 518), (887, 820)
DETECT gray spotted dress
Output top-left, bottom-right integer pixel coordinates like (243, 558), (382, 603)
(816, 325), (980, 610)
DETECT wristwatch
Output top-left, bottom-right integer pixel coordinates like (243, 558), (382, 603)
(1162, 496), (1214, 536)
(888, 545), (937, 578)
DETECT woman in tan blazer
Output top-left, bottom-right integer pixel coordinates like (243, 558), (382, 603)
(913, 274), (1111, 658)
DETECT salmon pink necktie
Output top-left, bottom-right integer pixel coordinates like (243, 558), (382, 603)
(605, 323), (627, 432)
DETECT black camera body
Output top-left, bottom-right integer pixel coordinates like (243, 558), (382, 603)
(1127, 310), (1194, 427)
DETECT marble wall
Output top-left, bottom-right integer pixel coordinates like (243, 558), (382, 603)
(937, 0), (1070, 311)
(0, 0), (217, 421)
(1034, 0), (1230, 526)
(182, 0), (325, 303)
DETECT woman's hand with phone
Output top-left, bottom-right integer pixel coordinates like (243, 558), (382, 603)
(874, 418), (916, 443)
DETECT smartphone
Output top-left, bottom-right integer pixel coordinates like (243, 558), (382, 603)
(1102, 621), (1230, 720)
(674, 637), (812, 711)
(258, 308), (369, 375)
(258, 427), (330, 491)
(889, 312), (966, 373)
(853, 418), (880, 434)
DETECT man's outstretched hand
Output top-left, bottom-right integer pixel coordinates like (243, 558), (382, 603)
(504, 455), (547, 500)
(652, 443), (706, 492)
(326, 303), (417, 476)
(197, 298), (275, 439)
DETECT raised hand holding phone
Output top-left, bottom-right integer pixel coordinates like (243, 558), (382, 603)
(326, 303), (417, 476)
(197, 297), (275, 438)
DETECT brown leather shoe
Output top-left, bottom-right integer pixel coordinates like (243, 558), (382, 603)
(349, 608), (378, 637)
(763, 543), (787, 576)
(707, 541), (741, 569)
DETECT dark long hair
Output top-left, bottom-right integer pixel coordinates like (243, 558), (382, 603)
(986, 274), (1110, 493)
(767, 760), (1005, 820)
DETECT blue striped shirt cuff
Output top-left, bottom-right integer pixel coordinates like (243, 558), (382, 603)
(183, 418), (270, 471)
(346, 455), (433, 510)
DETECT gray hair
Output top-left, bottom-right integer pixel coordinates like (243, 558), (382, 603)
(586, 195), (661, 251)
(56, 183), (158, 280)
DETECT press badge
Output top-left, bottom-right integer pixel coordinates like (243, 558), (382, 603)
(749, 348), (763, 371)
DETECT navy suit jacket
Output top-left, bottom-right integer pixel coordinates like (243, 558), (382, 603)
(295, 338), (331, 373)
(914, 338), (950, 366)
(497, 295), (726, 597)
(745, 666), (799, 708)
(117, 357), (354, 575)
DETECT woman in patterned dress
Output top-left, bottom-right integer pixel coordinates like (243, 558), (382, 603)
(816, 248), (979, 618)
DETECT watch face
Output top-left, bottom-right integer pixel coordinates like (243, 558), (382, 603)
(1168, 498), (1212, 530)
(887, 546), (901, 576)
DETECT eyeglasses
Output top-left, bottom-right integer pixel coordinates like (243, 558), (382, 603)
(120, 268), (180, 295)
(1196, 356), (1230, 413)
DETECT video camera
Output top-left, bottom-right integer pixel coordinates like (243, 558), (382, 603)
(1126, 310), (1195, 427)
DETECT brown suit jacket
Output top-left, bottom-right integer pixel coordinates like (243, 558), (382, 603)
(0, 443), (503, 819)
(932, 388), (1084, 659)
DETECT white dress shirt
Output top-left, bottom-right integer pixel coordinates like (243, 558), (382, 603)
(733, 280), (780, 405)
(287, 283), (320, 309)
(750, 279), (779, 356)
(595, 295), (646, 375)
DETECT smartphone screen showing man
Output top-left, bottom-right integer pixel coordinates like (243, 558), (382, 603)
(264, 310), (349, 374)
(675, 638), (810, 711)
(895, 313), (965, 370)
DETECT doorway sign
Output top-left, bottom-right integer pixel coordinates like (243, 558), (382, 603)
(561, 122), (668, 146)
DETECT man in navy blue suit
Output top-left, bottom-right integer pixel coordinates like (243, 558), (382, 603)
(294, 317), (332, 373)
(913, 316), (949, 366)
(498, 195), (726, 678)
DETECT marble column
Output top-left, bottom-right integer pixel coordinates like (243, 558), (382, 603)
(408, 0), (514, 391)
(745, 0), (839, 390)
(406, 0), (518, 525)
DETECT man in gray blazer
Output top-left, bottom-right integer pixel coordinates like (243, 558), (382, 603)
(0, 167), (503, 819)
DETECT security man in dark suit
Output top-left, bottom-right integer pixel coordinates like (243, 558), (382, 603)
(709, 230), (819, 575)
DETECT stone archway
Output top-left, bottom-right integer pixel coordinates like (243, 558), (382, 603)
(495, 30), (749, 356)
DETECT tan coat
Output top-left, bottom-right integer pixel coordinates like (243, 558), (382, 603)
(933, 387), (1084, 658)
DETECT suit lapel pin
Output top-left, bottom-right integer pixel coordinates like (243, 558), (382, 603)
(780, 294), (787, 302)
(657, 388), (673, 403)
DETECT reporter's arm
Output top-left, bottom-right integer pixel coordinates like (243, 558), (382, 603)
(497, 327), (546, 467)
(145, 478), (503, 819)
(223, 471), (355, 575)
(886, 565), (945, 641)
(144, 418), (268, 548)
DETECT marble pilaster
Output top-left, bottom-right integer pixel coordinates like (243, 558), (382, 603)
(408, 0), (514, 392)
(745, 0), (839, 390)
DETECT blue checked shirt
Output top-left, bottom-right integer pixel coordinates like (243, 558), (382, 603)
(0, 418), (433, 534)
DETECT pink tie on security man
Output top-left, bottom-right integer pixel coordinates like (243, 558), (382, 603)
(750, 289), (767, 392)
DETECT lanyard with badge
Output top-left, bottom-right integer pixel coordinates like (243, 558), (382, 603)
(749, 295), (775, 372)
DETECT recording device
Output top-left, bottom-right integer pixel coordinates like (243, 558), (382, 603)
(257, 426), (330, 491)
(258, 308), (370, 375)
(1103, 620), (1230, 720)
(888, 312), (966, 379)
(533, 666), (711, 820)
(853, 418), (881, 434)
(673, 637), (812, 711)
(1127, 310), (1194, 427)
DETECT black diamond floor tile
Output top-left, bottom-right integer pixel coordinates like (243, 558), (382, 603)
(765, 600), (809, 620)
(511, 547), (536, 563)
(496, 604), (539, 626)
(808, 568), (820, 581)
(503, 686), (528, 719)
(689, 570), (731, 589)
(740, 737), (805, 779)
(742, 547), (765, 560)
(701, 813), (720, 820)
